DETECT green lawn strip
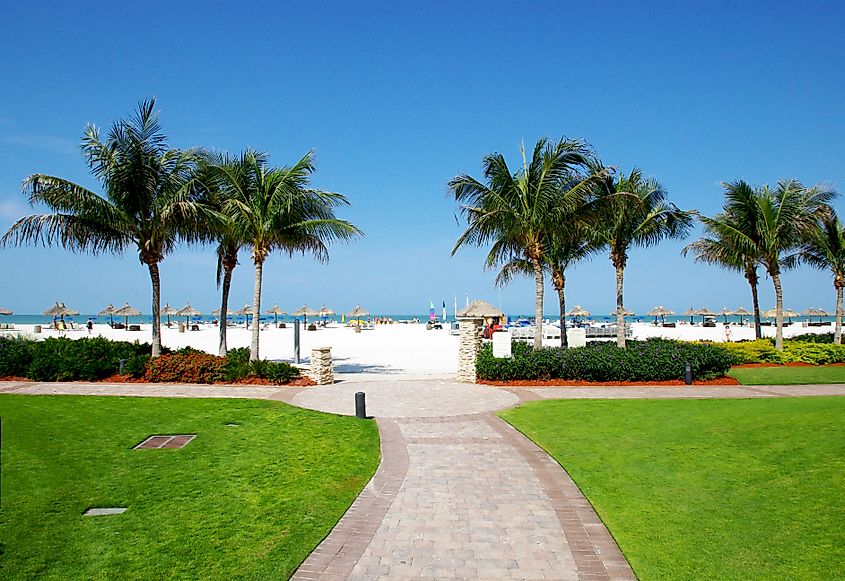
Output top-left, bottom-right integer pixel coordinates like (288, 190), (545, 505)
(500, 398), (845, 581)
(0, 395), (380, 580)
(729, 365), (845, 385)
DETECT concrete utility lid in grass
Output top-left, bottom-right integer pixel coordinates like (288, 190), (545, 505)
(84, 507), (127, 516)
(134, 434), (196, 449)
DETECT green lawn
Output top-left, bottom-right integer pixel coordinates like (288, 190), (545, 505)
(0, 395), (380, 580)
(500, 398), (845, 580)
(729, 365), (845, 385)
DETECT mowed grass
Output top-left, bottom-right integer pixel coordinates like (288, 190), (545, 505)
(500, 397), (845, 580)
(0, 395), (380, 580)
(729, 365), (845, 385)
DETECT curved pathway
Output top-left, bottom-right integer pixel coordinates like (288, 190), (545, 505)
(3, 379), (843, 580)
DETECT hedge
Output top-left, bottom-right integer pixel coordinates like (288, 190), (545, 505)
(476, 338), (733, 382)
(719, 338), (845, 365)
(0, 337), (300, 384)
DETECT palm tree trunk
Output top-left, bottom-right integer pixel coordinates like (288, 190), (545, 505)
(750, 279), (762, 340)
(558, 286), (567, 349)
(532, 259), (544, 349)
(615, 265), (626, 348)
(773, 272), (784, 351)
(218, 264), (233, 357)
(835, 284), (843, 345)
(147, 261), (162, 357)
(250, 259), (263, 361)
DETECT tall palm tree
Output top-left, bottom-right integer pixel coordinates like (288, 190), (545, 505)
(450, 138), (594, 348)
(800, 212), (845, 344)
(0, 99), (211, 356)
(213, 149), (361, 361)
(592, 168), (693, 348)
(683, 181), (764, 339)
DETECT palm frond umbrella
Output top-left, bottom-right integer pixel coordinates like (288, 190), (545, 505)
(648, 306), (674, 324)
(43, 302), (78, 323)
(761, 308), (778, 319)
(211, 308), (221, 316)
(98, 303), (116, 326)
(161, 303), (180, 326)
(0, 307), (12, 316)
(292, 304), (320, 324)
(265, 305), (287, 326)
(695, 307), (717, 324)
(732, 306), (752, 325)
(347, 305), (370, 325)
(234, 303), (253, 327)
(719, 307), (733, 324)
(683, 307), (698, 324)
(567, 305), (590, 319)
(318, 304), (334, 317)
(177, 303), (202, 326)
(113, 303), (142, 330)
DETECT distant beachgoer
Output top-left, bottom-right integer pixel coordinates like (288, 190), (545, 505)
(87, 320), (93, 334)
(724, 325), (732, 342)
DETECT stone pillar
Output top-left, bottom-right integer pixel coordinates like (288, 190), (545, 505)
(457, 316), (483, 383)
(309, 346), (334, 385)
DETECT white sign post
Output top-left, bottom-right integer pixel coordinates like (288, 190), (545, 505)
(492, 329), (512, 358)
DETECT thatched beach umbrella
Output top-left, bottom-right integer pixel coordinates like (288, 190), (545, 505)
(177, 303), (202, 326)
(265, 304), (287, 326)
(293, 304), (320, 324)
(457, 300), (504, 320)
(695, 307), (717, 324)
(43, 302), (78, 323)
(113, 303), (142, 329)
(719, 307), (733, 324)
(648, 306), (673, 324)
(347, 305), (370, 325)
(567, 305), (590, 318)
(98, 303), (116, 326)
(233, 303), (253, 327)
(683, 307), (698, 324)
(731, 306), (752, 324)
(0, 307), (12, 316)
(161, 303), (180, 326)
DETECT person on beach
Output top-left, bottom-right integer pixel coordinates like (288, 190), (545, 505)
(87, 319), (93, 334)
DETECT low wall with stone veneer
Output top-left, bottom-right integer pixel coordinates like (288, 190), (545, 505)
(456, 317), (483, 383)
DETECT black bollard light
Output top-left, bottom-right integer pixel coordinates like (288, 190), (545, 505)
(684, 362), (692, 385)
(294, 319), (300, 364)
(355, 392), (367, 419)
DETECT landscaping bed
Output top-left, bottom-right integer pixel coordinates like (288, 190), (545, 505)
(481, 376), (740, 387)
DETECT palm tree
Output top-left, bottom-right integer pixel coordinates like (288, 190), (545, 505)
(450, 138), (594, 348)
(0, 99), (211, 356)
(592, 168), (693, 348)
(212, 149), (361, 361)
(800, 212), (845, 344)
(683, 181), (764, 339)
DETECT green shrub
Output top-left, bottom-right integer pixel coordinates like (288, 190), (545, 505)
(782, 342), (845, 365)
(255, 360), (300, 384)
(26, 337), (153, 381)
(718, 339), (783, 365)
(223, 347), (251, 382)
(0, 336), (36, 377)
(476, 338), (733, 382)
(789, 332), (834, 343)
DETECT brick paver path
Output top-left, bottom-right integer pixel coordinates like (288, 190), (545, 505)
(4, 378), (843, 580)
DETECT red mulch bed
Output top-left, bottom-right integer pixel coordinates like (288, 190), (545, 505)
(480, 376), (740, 387)
(0, 376), (31, 382)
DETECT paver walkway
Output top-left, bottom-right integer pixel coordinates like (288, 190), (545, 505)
(3, 378), (843, 580)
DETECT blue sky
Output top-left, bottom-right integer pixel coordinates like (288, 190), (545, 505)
(1, 1), (844, 316)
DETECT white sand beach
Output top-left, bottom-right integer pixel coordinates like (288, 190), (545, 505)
(9, 319), (834, 377)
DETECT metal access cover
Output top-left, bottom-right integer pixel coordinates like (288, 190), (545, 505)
(133, 434), (196, 449)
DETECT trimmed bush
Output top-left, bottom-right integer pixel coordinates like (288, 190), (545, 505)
(789, 332), (834, 343)
(144, 351), (227, 384)
(718, 339), (783, 365)
(476, 338), (733, 382)
(782, 342), (845, 365)
(0, 336), (36, 377)
(26, 337), (152, 381)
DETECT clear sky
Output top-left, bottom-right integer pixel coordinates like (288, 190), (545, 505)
(1, 1), (844, 316)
